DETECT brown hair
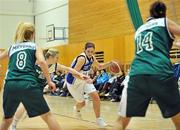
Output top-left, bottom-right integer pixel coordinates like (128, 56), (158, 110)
(150, 1), (166, 18)
(85, 42), (95, 50)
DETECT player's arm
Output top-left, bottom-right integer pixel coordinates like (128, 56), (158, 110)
(73, 56), (86, 71)
(35, 46), (56, 91)
(168, 19), (180, 37)
(93, 55), (113, 70)
(168, 19), (180, 48)
(57, 63), (88, 80)
(69, 57), (90, 80)
(0, 50), (8, 60)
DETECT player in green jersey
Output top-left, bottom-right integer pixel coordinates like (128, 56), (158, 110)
(0, 22), (61, 130)
(114, 1), (180, 130)
(9, 48), (89, 130)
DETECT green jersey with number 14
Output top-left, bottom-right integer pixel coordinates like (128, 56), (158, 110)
(5, 42), (37, 82)
(130, 18), (174, 76)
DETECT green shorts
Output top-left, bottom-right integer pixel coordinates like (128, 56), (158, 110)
(3, 80), (50, 119)
(118, 75), (180, 118)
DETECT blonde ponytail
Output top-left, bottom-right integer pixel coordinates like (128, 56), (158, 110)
(14, 22), (35, 43)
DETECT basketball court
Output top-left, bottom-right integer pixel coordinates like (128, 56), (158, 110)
(0, 0), (180, 130)
(0, 92), (175, 130)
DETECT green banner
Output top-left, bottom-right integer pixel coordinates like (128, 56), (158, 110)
(126, 0), (143, 30)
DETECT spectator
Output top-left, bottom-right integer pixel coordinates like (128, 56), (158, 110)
(94, 69), (109, 91)
(109, 71), (125, 102)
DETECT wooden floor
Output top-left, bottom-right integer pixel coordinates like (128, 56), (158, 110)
(0, 92), (175, 130)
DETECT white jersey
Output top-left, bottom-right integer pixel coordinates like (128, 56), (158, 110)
(66, 52), (94, 84)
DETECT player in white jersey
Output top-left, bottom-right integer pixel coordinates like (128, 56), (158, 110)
(66, 42), (114, 127)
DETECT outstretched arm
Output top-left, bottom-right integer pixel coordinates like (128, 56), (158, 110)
(57, 61), (89, 80)
(93, 55), (113, 70)
(168, 19), (180, 37)
(35, 46), (56, 91)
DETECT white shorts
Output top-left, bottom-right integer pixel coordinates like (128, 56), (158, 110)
(67, 79), (96, 102)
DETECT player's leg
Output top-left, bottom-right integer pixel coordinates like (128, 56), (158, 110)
(0, 81), (21, 130)
(21, 82), (61, 130)
(41, 112), (61, 130)
(152, 76), (180, 130)
(0, 118), (13, 130)
(88, 91), (100, 118)
(85, 83), (107, 127)
(10, 104), (26, 130)
(72, 101), (85, 119)
(67, 82), (86, 118)
(114, 75), (151, 130)
(75, 101), (85, 112)
(171, 113), (180, 130)
(114, 116), (131, 130)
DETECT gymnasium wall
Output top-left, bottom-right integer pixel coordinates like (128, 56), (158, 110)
(0, 0), (69, 49)
(69, 0), (134, 43)
(0, 0), (34, 49)
(64, 0), (180, 72)
(34, 0), (68, 48)
(62, 0), (135, 72)
(0, 49), (8, 90)
(138, 0), (180, 23)
(56, 36), (134, 73)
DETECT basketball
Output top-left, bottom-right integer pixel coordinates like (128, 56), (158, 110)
(109, 61), (122, 74)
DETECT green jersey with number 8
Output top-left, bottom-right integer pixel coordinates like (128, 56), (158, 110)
(130, 18), (174, 76)
(5, 42), (37, 82)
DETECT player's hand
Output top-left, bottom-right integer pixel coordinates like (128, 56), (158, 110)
(78, 73), (89, 80)
(79, 74), (93, 83)
(85, 78), (93, 84)
(48, 81), (56, 92)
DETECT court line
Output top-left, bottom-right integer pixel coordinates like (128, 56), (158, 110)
(52, 113), (174, 130)
(52, 112), (113, 127)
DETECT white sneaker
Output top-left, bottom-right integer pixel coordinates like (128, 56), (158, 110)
(96, 117), (107, 127)
(10, 125), (16, 130)
(105, 92), (110, 96)
(73, 106), (82, 119)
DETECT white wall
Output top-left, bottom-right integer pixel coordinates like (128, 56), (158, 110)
(0, 16), (34, 49)
(34, 0), (68, 48)
(0, 0), (69, 49)
(0, 0), (34, 49)
(0, 0), (33, 15)
(34, 0), (67, 14)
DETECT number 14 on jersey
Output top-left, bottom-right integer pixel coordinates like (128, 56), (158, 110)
(136, 32), (154, 54)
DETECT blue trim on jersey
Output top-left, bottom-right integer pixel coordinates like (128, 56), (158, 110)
(82, 61), (93, 71)
(66, 53), (94, 85)
(66, 73), (75, 84)
(66, 57), (77, 84)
